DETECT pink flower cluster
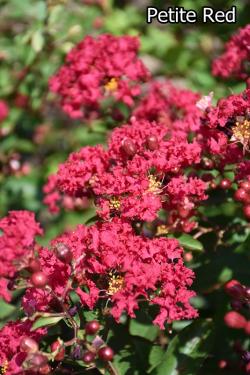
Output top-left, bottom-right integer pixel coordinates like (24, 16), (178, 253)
(49, 34), (150, 119)
(44, 117), (206, 228)
(212, 25), (250, 81)
(202, 89), (250, 128)
(0, 211), (42, 302)
(44, 218), (196, 328)
(133, 82), (202, 138)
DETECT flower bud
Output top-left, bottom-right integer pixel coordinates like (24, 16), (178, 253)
(121, 139), (136, 157)
(85, 320), (100, 335)
(26, 353), (48, 369)
(220, 178), (232, 190)
(243, 205), (250, 220)
(224, 311), (247, 329)
(98, 346), (114, 361)
(28, 259), (41, 273)
(234, 188), (248, 202)
(224, 280), (245, 299)
(146, 135), (159, 151)
(51, 340), (65, 361)
(31, 272), (48, 288)
(20, 337), (39, 353)
(83, 351), (96, 364)
(54, 243), (73, 264)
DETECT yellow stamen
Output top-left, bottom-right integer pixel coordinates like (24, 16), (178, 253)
(105, 78), (118, 92)
(148, 175), (162, 194)
(109, 197), (121, 210)
(231, 120), (250, 148)
(156, 225), (169, 236)
(0, 360), (8, 375)
(107, 273), (124, 295)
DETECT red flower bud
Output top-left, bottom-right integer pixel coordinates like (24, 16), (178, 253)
(234, 188), (248, 202)
(224, 280), (244, 299)
(28, 259), (41, 273)
(224, 311), (247, 329)
(20, 337), (39, 353)
(82, 351), (96, 364)
(31, 272), (48, 288)
(54, 243), (73, 264)
(220, 178), (232, 190)
(121, 139), (136, 157)
(240, 180), (250, 191)
(26, 353), (48, 369)
(146, 135), (159, 151)
(218, 360), (228, 369)
(51, 340), (65, 361)
(85, 320), (100, 335)
(243, 204), (250, 220)
(39, 364), (51, 374)
(98, 346), (114, 361)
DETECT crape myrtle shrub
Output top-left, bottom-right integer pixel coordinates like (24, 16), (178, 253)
(0, 1), (250, 375)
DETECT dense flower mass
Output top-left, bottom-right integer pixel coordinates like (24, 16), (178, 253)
(0, 211), (42, 301)
(51, 218), (197, 328)
(212, 25), (250, 81)
(44, 117), (206, 226)
(133, 82), (202, 138)
(203, 90), (250, 128)
(2, 21), (250, 374)
(49, 34), (150, 119)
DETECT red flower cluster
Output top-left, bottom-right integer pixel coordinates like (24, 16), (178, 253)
(44, 117), (206, 227)
(0, 211), (42, 302)
(49, 34), (150, 119)
(50, 218), (197, 328)
(212, 25), (250, 81)
(133, 82), (202, 138)
(203, 89), (250, 128)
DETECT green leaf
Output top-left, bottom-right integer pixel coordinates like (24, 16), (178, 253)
(31, 316), (63, 331)
(148, 346), (165, 372)
(152, 319), (214, 375)
(0, 300), (16, 320)
(167, 234), (204, 252)
(129, 311), (159, 342)
(84, 214), (99, 226)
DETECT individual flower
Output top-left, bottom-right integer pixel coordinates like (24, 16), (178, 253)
(49, 34), (150, 119)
